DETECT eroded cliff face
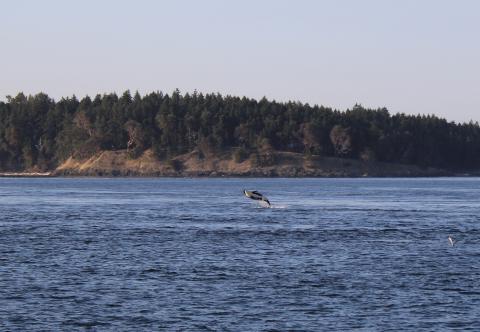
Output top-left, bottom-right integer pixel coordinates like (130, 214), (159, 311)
(52, 149), (450, 177)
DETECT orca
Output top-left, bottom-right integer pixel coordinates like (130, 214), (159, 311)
(244, 190), (271, 207)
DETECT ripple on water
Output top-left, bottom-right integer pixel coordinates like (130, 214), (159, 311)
(1, 177), (480, 331)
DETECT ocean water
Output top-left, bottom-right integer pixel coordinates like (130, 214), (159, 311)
(0, 177), (479, 331)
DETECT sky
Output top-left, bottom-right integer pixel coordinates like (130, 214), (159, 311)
(1, 0), (479, 123)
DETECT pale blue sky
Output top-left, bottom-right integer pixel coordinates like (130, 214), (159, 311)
(1, 0), (479, 122)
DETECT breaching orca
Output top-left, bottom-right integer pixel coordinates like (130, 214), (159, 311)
(244, 190), (271, 207)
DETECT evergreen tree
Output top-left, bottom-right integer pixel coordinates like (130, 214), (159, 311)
(0, 90), (479, 171)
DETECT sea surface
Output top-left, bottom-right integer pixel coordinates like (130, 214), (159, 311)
(1, 177), (479, 331)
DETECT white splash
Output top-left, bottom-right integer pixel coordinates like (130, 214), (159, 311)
(270, 204), (287, 209)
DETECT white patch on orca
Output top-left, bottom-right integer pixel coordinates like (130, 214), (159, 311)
(258, 200), (271, 208)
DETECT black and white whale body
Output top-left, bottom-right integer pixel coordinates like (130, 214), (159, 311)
(244, 190), (271, 207)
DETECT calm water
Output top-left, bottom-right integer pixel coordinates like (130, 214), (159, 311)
(1, 178), (479, 331)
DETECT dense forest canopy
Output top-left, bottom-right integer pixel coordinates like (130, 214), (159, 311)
(0, 90), (479, 171)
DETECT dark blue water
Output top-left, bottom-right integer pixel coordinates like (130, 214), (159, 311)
(1, 178), (479, 331)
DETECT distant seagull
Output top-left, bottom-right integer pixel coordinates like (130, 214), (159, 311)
(448, 235), (455, 247)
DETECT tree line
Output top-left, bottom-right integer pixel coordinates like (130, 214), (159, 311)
(0, 90), (479, 171)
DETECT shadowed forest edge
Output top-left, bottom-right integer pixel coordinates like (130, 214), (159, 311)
(1, 90), (479, 176)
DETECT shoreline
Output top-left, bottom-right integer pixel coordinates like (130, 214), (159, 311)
(1, 172), (477, 179)
(0, 172), (52, 177)
(2, 149), (477, 178)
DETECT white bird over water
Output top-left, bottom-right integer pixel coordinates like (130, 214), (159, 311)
(448, 235), (455, 247)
